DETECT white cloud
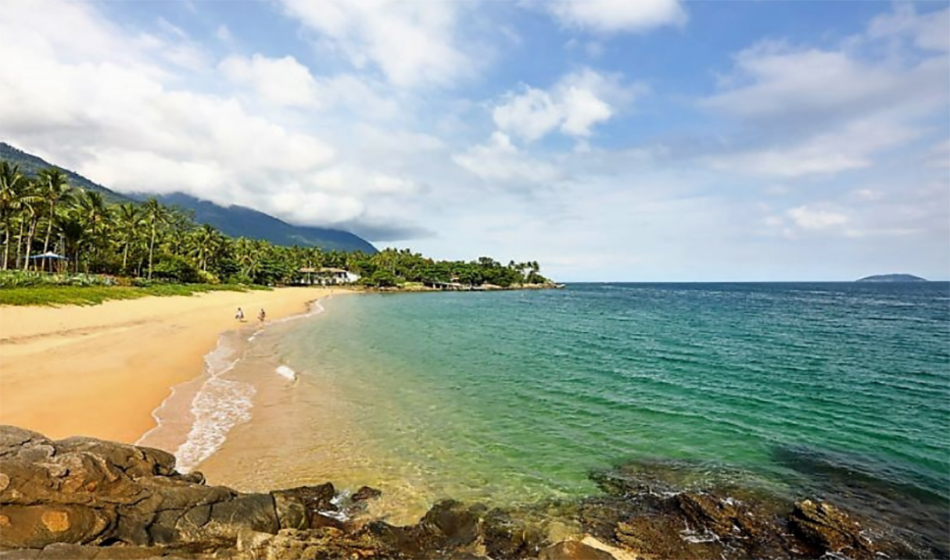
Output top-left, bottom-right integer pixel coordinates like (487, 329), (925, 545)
(701, 6), (949, 179)
(708, 119), (920, 177)
(787, 206), (848, 230)
(219, 54), (320, 108)
(703, 40), (946, 124)
(277, 0), (471, 87)
(492, 68), (639, 142)
(452, 132), (561, 184)
(868, 5), (950, 52)
(545, 0), (687, 33)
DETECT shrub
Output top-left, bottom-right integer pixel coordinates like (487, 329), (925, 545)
(151, 254), (200, 283)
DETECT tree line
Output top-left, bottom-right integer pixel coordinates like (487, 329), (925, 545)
(0, 161), (550, 288)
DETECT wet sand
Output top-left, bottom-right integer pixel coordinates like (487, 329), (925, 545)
(0, 286), (345, 443)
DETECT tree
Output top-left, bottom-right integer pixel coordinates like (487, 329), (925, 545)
(142, 197), (167, 279)
(114, 203), (143, 274)
(0, 162), (28, 270)
(75, 190), (109, 272)
(36, 168), (72, 271)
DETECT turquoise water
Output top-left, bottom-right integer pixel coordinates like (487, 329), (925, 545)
(218, 283), (949, 543)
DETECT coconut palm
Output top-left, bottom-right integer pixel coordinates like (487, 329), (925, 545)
(187, 223), (223, 272)
(18, 179), (44, 271)
(142, 197), (167, 279)
(0, 162), (29, 270)
(75, 190), (109, 272)
(114, 203), (144, 274)
(36, 168), (73, 271)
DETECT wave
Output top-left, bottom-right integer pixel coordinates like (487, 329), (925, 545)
(276, 365), (297, 381)
(174, 333), (255, 473)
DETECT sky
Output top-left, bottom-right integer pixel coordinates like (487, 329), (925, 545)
(0, 0), (947, 281)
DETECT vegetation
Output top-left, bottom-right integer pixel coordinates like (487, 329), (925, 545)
(0, 159), (551, 298)
(0, 283), (257, 307)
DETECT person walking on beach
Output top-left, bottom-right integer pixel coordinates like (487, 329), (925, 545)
(258, 308), (266, 324)
(235, 307), (244, 321)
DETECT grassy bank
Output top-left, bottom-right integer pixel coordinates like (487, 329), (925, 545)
(0, 283), (266, 307)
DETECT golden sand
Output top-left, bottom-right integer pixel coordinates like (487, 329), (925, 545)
(0, 287), (343, 443)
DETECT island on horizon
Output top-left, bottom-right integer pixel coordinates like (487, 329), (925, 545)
(856, 273), (928, 282)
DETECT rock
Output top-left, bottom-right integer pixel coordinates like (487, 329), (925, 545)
(0, 425), (329, 550)
(350, 486), (382, 503)
(0, 504), (114, 548)
(538, 540), (616, 560)
(420, 500), (481, 550)
(789, 499), (873, 558)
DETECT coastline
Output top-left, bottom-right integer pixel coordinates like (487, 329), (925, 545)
(0, 286), (346, 444)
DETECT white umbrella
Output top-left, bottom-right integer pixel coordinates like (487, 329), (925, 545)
(28, 252), (68, 260)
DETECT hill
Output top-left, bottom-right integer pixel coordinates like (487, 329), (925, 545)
(0, 142), (134, 204)
(144, 193), (377, 254)
(1, 142), (377, 253)
(856, 274), (927, 282)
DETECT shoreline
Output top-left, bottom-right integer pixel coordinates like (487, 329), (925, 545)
(0, 286), (347, 444)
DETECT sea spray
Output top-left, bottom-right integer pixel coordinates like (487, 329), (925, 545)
(276, 365), (297, 381)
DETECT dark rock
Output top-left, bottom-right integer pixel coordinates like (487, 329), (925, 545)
(350, 486), (382, 503)
(208, 494), (279, 535)
(789, 499), (873, 558)
(420, 500), (481, 550)
(538, 540), (616, 560)
(480, 509), (542, 560)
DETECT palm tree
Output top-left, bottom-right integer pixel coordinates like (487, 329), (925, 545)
(142, 198), (167, 279)
(0, 162), (28, 270)
(36, 168), (73, 271)
(56, 213), (85, 273)
(187, 223), (223, 272)
(75, 190), (109, 272)
(18, 179), (44, 271)
(114, 203), (143, 273)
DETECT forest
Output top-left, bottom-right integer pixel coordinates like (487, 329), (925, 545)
(0, 161), (549, 289)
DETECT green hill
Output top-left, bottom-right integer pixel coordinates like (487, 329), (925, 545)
(0, 142), (134, 204)
(1, 142), (377, 253)
(145, 193), (377, 254)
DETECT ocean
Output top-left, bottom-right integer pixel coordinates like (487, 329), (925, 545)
(142, 282), (950, 551)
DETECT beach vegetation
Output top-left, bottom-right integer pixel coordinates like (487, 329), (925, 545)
(0, 159), (551, 299)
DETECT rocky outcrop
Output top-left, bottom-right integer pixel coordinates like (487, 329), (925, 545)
(0, 426), (927, 560)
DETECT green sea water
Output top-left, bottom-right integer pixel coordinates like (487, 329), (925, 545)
(207, 282), (950, 547)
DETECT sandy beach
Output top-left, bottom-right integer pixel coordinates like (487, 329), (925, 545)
(0, 286), (343, 443)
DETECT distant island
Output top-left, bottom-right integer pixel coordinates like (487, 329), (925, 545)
(856, 274), (927, 282)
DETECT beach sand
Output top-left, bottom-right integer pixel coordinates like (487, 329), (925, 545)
(0, 286), (343, 443)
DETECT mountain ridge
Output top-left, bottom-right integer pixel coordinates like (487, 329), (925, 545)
(0, 142), (376, 253)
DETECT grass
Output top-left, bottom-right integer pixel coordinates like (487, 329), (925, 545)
(0, 283), (269, 307)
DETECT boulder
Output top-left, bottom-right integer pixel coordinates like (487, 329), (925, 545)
(0, 426), (339, 550)
(789, 499), (873, 558)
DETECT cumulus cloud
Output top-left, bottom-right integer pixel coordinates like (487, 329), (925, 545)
(787, 206), (848, 230)
(544, 0), (687, 33)
(219, 54), (321, 108)
(277, 0), (472, 87)
(868, 5), (950, 52)
(708, 118), (920, 177)
(701, 6), (949, 179)
(492, 68), (641, 142)
(0, 0), (460, 238)
(452, 132), (561, 184)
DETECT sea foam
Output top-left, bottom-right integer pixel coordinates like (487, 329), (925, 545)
(276, 365), (297, 381)
(174, 334), (255, 473)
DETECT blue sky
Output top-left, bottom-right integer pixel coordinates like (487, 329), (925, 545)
(0, 0), (947, 281)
